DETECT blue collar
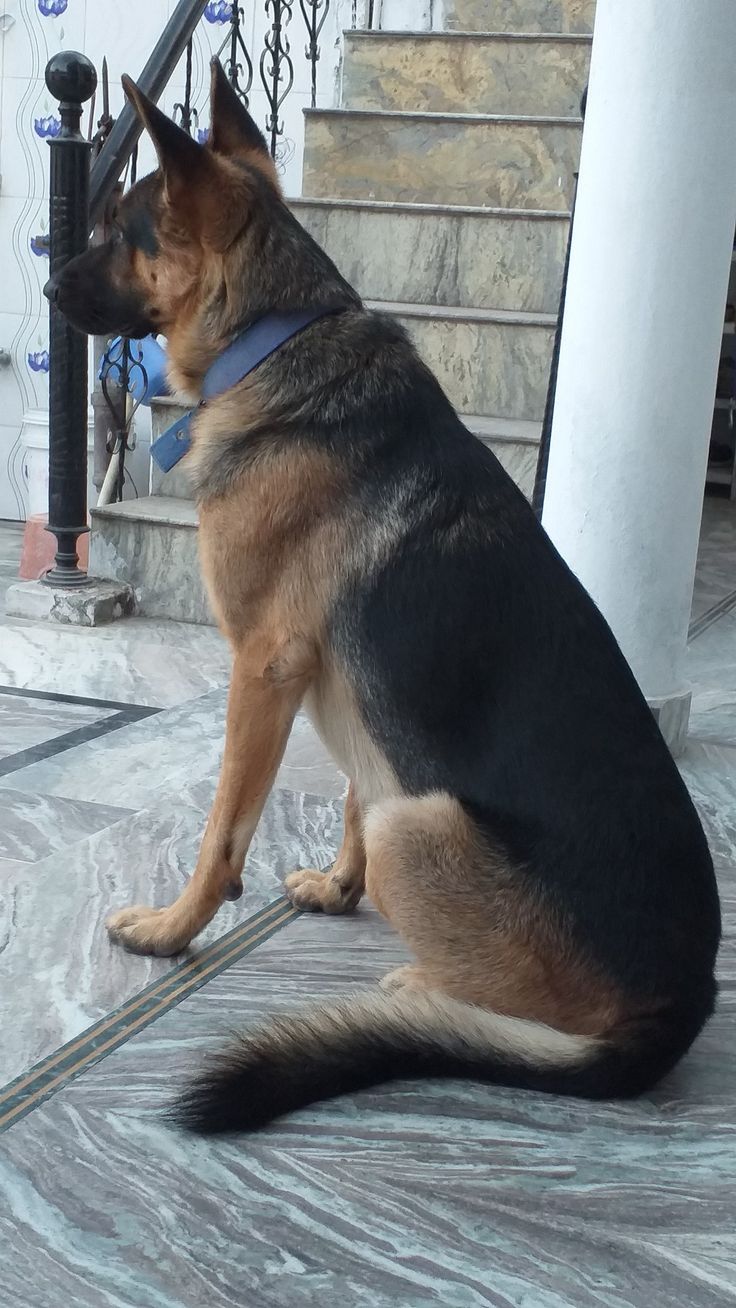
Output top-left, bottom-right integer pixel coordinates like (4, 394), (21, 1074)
(150, 307), (341, 474)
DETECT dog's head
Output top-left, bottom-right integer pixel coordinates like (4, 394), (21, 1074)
(45, 61), (281, 369)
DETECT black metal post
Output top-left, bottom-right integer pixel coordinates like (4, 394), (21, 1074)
(532, 85), (588, 522)
(44, 51), (97, 586)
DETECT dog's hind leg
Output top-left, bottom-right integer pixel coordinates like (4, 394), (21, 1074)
(107, 641), (309, 956)
(285, 781), (366, 912)
(363, 793), (620, 1036)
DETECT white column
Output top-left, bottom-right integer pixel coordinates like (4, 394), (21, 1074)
(542, 0), (736, 754)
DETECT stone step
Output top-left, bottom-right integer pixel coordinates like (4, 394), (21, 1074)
(292, 198), (569, 314)
(89, 496), (210, 625)
(91, 418), (540, 624)
(303, 108), (582, 211)
(342, 31), (590, 118)
(375, 300), (554, 421)
(443, 0), (596, 33)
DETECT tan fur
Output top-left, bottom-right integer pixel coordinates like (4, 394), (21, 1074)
(362, 794), (625, 1039)
(303, 664), (400, 809)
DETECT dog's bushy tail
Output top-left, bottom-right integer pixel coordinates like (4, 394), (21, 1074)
(168, 986), (694, 1135)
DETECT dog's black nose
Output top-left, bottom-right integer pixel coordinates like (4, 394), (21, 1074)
(43, 276), (59, 305)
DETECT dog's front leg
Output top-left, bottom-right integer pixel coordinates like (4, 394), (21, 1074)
(107, 643), (308, 956)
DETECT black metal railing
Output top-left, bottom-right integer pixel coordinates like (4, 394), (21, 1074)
(216, 5), (253, 108)
(44, 0), (333, 585)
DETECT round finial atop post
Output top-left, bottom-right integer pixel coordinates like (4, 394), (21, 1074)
(45, 49), (97, 105)
(45, 51), (97, 135)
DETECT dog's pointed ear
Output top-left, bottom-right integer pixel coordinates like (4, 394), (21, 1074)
(208, 59), (271, 161)
(122, 73), (248, 251)
(122, 74), (206, 203)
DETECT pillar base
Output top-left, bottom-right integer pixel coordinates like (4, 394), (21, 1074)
(19, 512), (90, 581)
(5, 577), (136, 627)
(647, 689), (691, 758)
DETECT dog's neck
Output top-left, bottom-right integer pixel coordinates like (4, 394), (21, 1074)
(151, 306), (346, 474)
(166, 200), (360, 396)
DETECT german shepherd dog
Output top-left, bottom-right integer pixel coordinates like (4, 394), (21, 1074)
(47, 62), (720, 1134)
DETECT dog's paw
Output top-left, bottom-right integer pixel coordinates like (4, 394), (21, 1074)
(284, 867), (359, 915)
(284, 868), (331, 912)
(106, 905), (188, 956)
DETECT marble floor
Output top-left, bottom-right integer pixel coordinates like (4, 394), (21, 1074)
(0, 498), (735, 1307)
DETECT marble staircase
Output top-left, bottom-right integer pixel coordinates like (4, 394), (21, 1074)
(91, 0), (593, 623)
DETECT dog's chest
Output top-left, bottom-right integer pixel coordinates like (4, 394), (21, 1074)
(303, 664), (399, 807)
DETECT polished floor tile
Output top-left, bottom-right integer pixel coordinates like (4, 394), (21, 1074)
(0, 904), (733, 1308)
(0, 690), (116, 761)
(0, 786), (132, 865)
(7, 686), (229, 806)
(0, 617), (231, 708)
(1, 786), (341, 1084)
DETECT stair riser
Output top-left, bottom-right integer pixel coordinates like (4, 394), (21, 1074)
(343, 34), (590, 118)
(444, 0), (596, 33)
(294, 202), (568, 313)
(149, 405), (195, 500)
(90, 515), (211, 625)
(397, 314), (553, 421)
(303, 112), (581, 211)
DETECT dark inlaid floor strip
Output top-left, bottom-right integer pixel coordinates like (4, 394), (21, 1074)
(0, 684), (162, 714)
(0, 896), (299, 1133)
(0, 686), (161, 779)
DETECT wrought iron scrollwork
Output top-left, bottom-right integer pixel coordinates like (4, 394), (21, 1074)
(99, 338), (149, 503)
(216, 4), (253, 106)
(260, 0), (294, 161)
(299, 0), (329, 109)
